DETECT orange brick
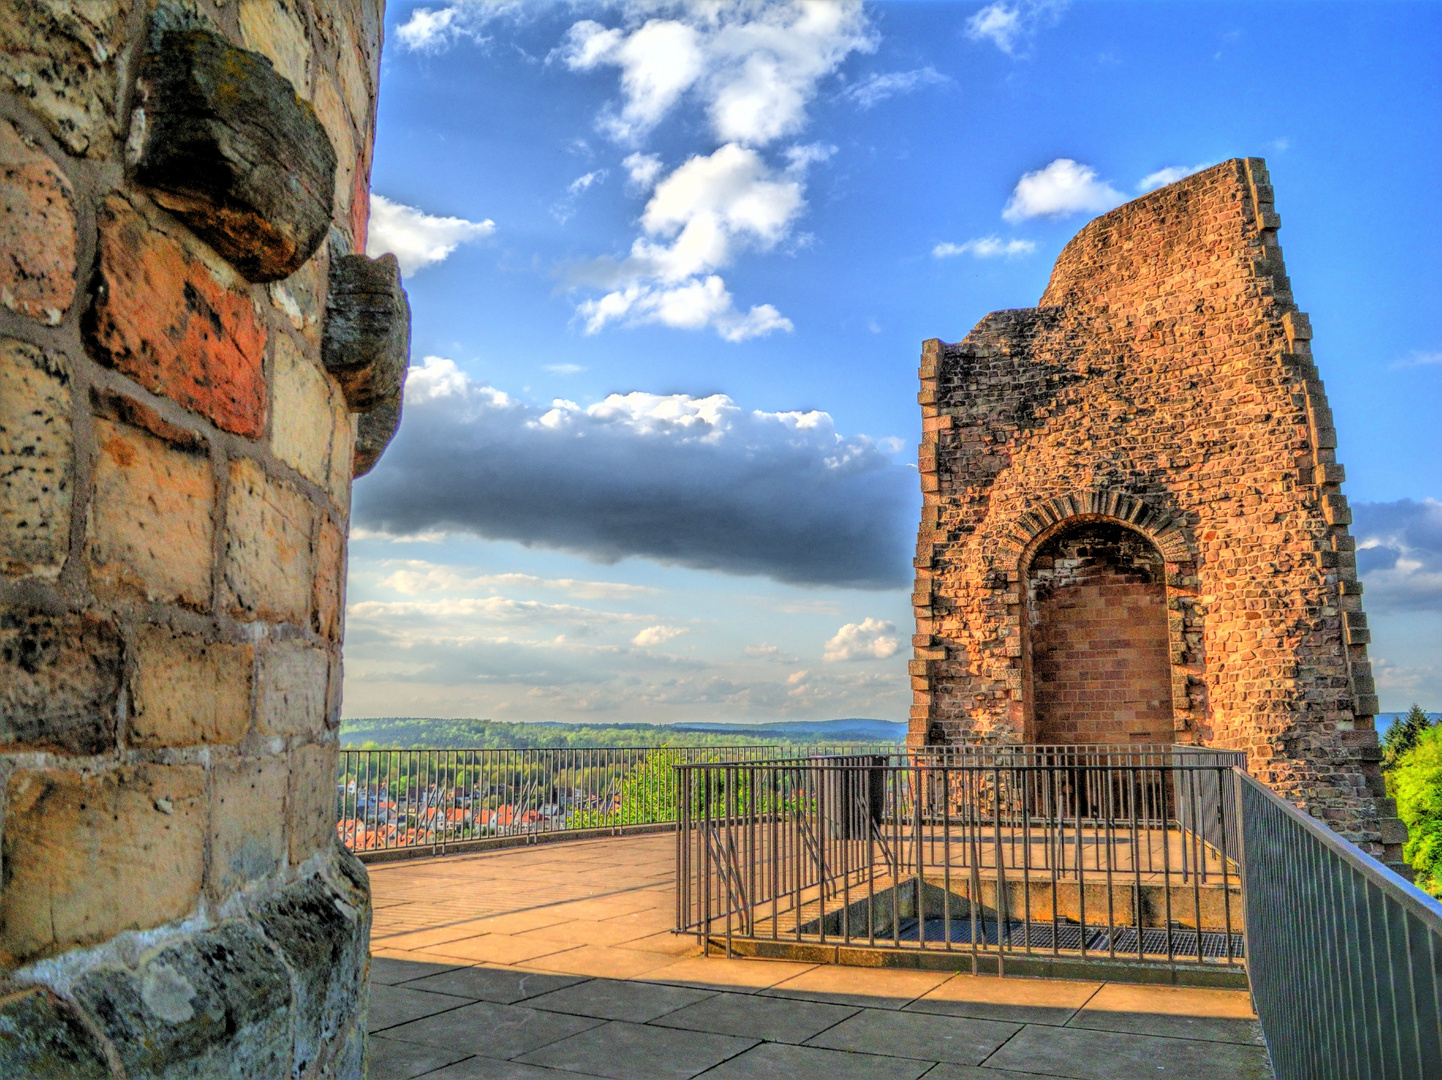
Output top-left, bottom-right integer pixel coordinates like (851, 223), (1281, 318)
(86, 196), (266, 438)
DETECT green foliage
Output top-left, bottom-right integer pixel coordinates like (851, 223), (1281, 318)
(1391, 723), (1442, 897)
(1383, 704), (1436, 771)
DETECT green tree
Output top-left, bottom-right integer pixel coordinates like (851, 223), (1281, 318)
(1391, 723), (1442, 896)
(1383, 704), (1435, 771)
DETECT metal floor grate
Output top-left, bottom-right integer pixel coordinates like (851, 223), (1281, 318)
(897, 918), (1245, 959)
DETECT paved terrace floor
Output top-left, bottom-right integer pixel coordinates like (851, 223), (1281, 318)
(365, 834), (1273, 1080)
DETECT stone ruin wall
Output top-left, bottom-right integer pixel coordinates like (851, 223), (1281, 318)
(911, 159), (1408, 862)
(0, 1), (406, 1075)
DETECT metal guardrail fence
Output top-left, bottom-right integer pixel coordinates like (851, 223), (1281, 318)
(1238, 771), (1442, 1079)
(335, 744), (899, 857)
(675, 746), (1247, 974)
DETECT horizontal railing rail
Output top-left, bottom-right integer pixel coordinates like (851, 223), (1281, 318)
(1238, 770), (1442, 1080)
(676, 750), (1248, 974)
(335, 743), (900, 857)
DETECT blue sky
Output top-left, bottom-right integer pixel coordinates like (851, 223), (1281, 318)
(344, 0), (1442, 724)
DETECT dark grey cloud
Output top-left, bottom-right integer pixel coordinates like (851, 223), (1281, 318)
(352, 358), (916, 589)
(1352, 498), (1442, 613)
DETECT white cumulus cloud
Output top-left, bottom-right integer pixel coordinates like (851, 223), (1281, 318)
(967, 1), (1068, 56)
(823, 618), (899, 662)
(1002, 159), (1124, 223)
(568, 142), (809, 340)
(632, 625), (689, 647)
(366, 194), (495, 275)
(395, 1), (525, 52)
(844, 67), (949, 109)
(933, 236), (1037, 259)
(1136, 162), (1214, 193)
(623, 151), (665, 191)
(569, 169), (608, 194)
(396, 6), (462, 51)
(557, 1), (875, 147)
(543, 3), (874, 341)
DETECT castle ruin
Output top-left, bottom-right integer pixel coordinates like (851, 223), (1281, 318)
(0, 1), (402, 1074)
(910, 159), (1407, 864)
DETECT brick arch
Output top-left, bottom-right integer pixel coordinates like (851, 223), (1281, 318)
(994, 492), (1205, 746)
(1005, 490), (1195, 566)
(1021, 519), (1176, 745)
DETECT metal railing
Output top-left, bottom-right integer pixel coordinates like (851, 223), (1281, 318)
(335, 744), (899, 858)
(675, 746), (1247, 974)
(1238, 771), (1442, 1079)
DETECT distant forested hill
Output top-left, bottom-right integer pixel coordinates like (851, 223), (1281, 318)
(339, 717), (905, 749)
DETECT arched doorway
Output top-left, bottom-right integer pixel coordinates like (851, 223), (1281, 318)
(1025, 520), (1175, 745)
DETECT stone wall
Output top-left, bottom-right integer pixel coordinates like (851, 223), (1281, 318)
(911, 159), (1408, 862)
(0, 1), (402, 1075)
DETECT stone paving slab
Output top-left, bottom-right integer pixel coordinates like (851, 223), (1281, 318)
(651, 991), (859, 1044)
(418, 1058), (607, 1080)
(380, 1000), (605, 1061)
(428, 935), (580, 966)
(368, 1034), (471, 1079)
(514, 1020), (755, 1080)
(364, 834), (1273, 1080)
(804, 1007), (1020, 1065)
(922, 1066), (1060, 1080)
(369, 957), (463, 986)
(984, 1024), (1273, 1080)
(521, 977), (714, 1023)
(1068, 982), (1265, 1045)
(525, 943), (690, 980)
(367, 985), (473, 1033)
(695, 1041), (934, 1080)
(905, 973), (1101, 1025)
(402, 967), (587, 1006)
(641, 954), (819, 992)
(760, 963), (953, 1009)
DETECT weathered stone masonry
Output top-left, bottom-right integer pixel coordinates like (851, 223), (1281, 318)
(0, 1), (405, 1075)
(911, 159), (1408, 864)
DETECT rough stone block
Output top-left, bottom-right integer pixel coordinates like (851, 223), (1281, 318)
(255, 643), (329, 738)
(313, 515), (345, 640)
(329, 394), (355, 507)
(267, 255), (324, 350)
(0, 0), (130, 156)
(210, 757), (288, 901)
(1, 612), (121, 754)
(1, 765), (205, 962)
(352, 390), (401, 478)
(322, 253), (410, 411)
(88, 416), (214, 609)
(0, 337), (71, 577)
(288, 742), (339, 865)
(0, 116), (76, 323)
(1378, 817), (1409, 847)
(0, 987), (112, 1079)
(252, 861), (369, 1076)
(129, 626), (253, 747)
(223, 458), (315, 623)
(86, 196), (267, 437)
(313, 75), (357, 228)
(73, 921), (292, 1080)
(238, 0), (312, 93)
(133, 29), (336, 282)
(334, 1016), (368, 1080)
(271, 333), (335, 487)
